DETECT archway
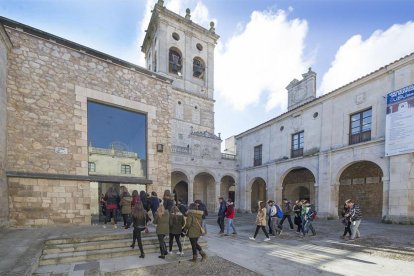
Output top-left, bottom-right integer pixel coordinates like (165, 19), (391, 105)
(171, 171), (189, 204)
(250, 178), (267, 212)
(282, 168), (315, 203)
(220, 175), (236, 203)
(338, 161), (383, 220)
(194, 172), (216, 212)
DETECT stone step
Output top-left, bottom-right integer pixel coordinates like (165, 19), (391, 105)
(45, 231), (157, 245)
(39, 240), (207, 266)
(43, 236), (161, 254)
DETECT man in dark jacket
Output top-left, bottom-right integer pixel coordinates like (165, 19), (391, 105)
(177, 199), (188, 216)
(217, 197), (227, 234)
(149, 191), (160, 217)
(346, 199), (362, 241)
(279, 198), (294, 230)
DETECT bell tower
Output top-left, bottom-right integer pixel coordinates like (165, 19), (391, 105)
(141, 0), (219, 100)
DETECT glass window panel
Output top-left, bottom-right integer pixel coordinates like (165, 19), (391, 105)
(362, 124), (371, 131)
(351, 114), (360, 122)
(87, 101), (147, 178)
(351, 127), (360, 134)
(363, 109), (372, 118)
(351, 121), (360, 128)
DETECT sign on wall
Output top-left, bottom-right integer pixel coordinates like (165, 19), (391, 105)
(385, 83), (414, 156)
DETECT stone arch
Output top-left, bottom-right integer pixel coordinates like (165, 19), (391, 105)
(281, 167), (316, 204)
(337, 161), (384, 220)
(249, 177), (267, 212)
(169, 47), (182, 75)
(194, 172), (216, 212)
(220, 175), (236, 203)
(171, 170), (189, 204)
(193, 56), (205, 79)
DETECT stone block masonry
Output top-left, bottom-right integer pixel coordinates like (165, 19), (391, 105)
(8, 177), (91, 226)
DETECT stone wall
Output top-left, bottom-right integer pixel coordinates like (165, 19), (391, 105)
(5, 26), (172, 226)
(8, 177), (91, 226)
(0, 25), (11, 227)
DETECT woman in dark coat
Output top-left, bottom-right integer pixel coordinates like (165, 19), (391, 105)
(184, 203), (207, 262)
(140, 190), (150, 212)
(103, 187), (120, 229)
(169, 206), (185, 255)
(131, 202), (151, 258)
(154, 205), (170, 259)
(163, 190), (174, 212)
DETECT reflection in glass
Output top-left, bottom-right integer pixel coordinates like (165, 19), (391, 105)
(87, 101), (147, 178)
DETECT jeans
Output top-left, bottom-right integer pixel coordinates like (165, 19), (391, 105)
(132, 227), (144, 255)
(189, 237), (202, 255)
(302, 219), (316, 236)
(253, 225), (269, 238)
(279, 215), (294, 229)
(217, 216), (225, 233)
(105, 209), (117, 224)
(157, 234), (167, 256)
(270, 217), (280, 235)
(226, 218), (237, 234)
(169, 233), (182, 252)
(350, 220), (361, 239)
(122, 214), (130, 227)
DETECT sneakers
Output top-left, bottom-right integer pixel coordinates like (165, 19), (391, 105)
(249, 237), (255, 240)
(113, 225), (118, 229)
(168, 251), (172, 255)
(176, 251), (184, 256)
(264, 238), (271, 242)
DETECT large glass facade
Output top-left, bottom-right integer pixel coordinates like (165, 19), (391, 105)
(87, 101), (147, 178)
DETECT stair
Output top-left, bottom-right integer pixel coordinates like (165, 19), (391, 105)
(38, 231), (207, 266)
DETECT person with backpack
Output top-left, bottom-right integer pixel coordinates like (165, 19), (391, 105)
(301, 201), (316, 237)
(279, 198), (294, 230)
(341, 203), (352, 239)
(217, 197), (227, 235)
(224, 198), (237, 236)
(249, 201), (271, 241)
(169, 206), (185, 255)
(149, 191), (160, 217)
(293, 200), (303, 234)
(177, 199), (188, 216)
(267, 200), (282, 236)
(131, 202), (151, 258)
(163, 190), (174, 212)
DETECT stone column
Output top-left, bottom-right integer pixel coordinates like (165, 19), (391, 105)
(188, 178), (194, 204)
(215, 181), (220, 212)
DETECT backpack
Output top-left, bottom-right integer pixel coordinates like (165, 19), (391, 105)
(307, 205), (317, 221)
(276, 205), (284, 219)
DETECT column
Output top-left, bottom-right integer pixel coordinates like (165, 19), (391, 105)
(188, 179), (193, 204)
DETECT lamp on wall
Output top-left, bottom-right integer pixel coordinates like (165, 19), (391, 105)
(157, 144), (164, 153)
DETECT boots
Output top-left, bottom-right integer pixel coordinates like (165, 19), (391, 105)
(189, 254), (197, 262)
(200, 251), (207, 261)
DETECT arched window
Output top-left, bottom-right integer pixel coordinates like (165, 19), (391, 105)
(193, 57), (205, 79)
(169, 47), (182, 75)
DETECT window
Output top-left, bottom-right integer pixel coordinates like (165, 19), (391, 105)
(349, 108), (372, 145)
(254, 145), (262, 166)
(291, 131), (304, 158)
(193, 57), (205, 79)
(121, 164), (131, 174)
(172, 32), (180, 41)
(196, 43), (203, 51)
(87, 101), (147, 178)
(169, 48), (182, 75)
(88, 162), (96, 173)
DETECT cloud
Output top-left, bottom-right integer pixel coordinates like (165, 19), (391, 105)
(137, 0), (215, 66)
(319, 21), (414, 95)
(215, 9), (312, 111)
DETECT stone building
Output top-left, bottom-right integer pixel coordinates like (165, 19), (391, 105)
(235, 56), (414, 223)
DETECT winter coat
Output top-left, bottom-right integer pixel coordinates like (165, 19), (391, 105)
(104, 194), (119, 210)
(225, 203), (235, 219)
(132, 212), (151, 229)
(163, 198), (174, 212)
(154, 211), (170, 235)
(120, 196), (132, 214)
(198, 203), (208, 219)
(131, 196), (140, 208)
(178, 204), (188, 216)
(169, 212), (185, 235)
(218, 201), (227, 217)
(185, 209), (204, 238)
(149, 196), (160, 214)
(256, 206), (267, 226)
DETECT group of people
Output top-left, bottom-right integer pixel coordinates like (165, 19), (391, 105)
(341, 199), (362, 241)
(248, 198), (317, 241)
(100, 186), (208, 262)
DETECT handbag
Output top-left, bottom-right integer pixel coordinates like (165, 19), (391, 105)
(196, 219), (206, 235)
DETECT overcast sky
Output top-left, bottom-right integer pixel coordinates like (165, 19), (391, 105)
(1, 0), (414, 146)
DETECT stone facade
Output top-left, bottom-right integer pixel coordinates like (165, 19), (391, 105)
(2, 20), (172, 226)
(236, 54), (414, 223)
(0, 25), (12, 227)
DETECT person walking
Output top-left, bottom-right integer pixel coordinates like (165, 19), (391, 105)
(169, 206), (185, 255)
(293, 200), (303, 234)
(140, 191), (150, 212)
(301, 201), (316, 237)
(346, 199), (362, 241)
(149, 191), (160, 217)
(224, 199), (237, 236)
(185, 203), (207, 262)
(154, 205), (170, 259)
(131, 202), (151, 258)
(217, 197), (227, 235)
(120, 190), (132, 229)
(103, 187), (120, 229)
(163, 190), (174, 212)
(341, 203), (352, 239)
(249, 201), (270, 241)
(267, 200), (281, 236)
(279, 198), (294, 230)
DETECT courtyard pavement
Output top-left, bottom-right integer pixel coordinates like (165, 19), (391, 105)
(0, 214), (413, 275)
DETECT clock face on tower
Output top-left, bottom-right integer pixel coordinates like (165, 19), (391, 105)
(292, 86), (306, 103)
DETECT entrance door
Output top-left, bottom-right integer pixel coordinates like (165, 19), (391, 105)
(97, 182), (121, 224)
